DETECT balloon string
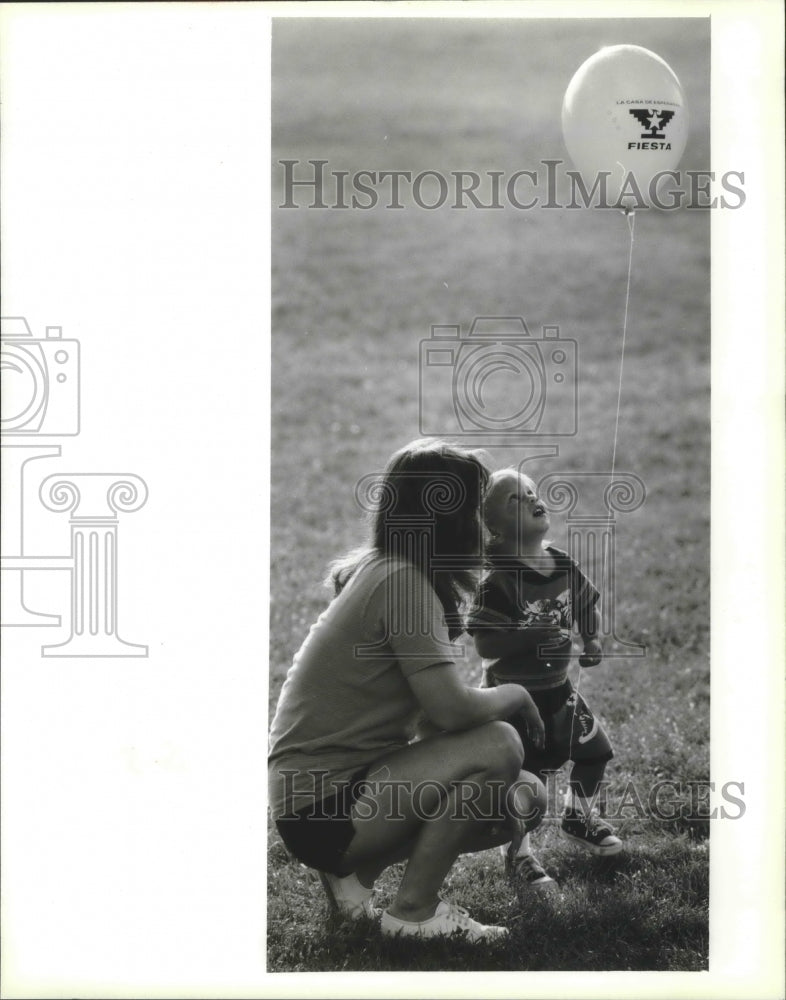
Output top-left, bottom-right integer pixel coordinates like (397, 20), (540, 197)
(570, 210), (636, 814)
(611, 209), (636, 488)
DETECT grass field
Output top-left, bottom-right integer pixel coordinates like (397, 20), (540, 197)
(268, 16), (711, 971)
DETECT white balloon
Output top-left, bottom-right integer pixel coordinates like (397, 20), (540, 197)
(562, 45), (689, 209)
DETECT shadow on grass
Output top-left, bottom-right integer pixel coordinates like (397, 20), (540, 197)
(267, 833), (708, 972)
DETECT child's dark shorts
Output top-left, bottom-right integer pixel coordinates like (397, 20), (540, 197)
(274, 767), (370, 876)
(509, 679), (614, 773)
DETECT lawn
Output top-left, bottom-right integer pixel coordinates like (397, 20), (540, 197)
(268, 16), (711, 972)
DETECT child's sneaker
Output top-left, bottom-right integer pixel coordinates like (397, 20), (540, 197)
(507, 851), (557, 891)
(560, 808), (623, 856)
(501, 841), (556, 892)
(318, 870), (379, 919)
(381, 899), (508, 942)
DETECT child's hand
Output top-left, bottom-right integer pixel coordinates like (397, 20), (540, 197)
(579, 638), (603, 668)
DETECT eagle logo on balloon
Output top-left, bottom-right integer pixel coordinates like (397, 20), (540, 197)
(628, 107), (676, 140)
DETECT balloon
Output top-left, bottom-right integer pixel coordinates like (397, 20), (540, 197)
(562, 45), (689, 209)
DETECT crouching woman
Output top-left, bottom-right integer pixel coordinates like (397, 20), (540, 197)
(268, 440), (546, 942)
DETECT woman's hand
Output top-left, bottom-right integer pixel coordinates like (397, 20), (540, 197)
(493, 683), (545, 749)
(412, 711), (444, 740)
(510, 689), (545, 750)
(408, 664), (541, 734)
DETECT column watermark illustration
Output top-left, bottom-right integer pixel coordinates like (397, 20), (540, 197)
(37, 474), (148, 657)
(537, 469), (647, 656)
(0, 316), (149, 657)
(352, 467), (482, 658)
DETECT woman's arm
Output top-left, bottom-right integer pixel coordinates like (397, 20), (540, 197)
(385, 567), (544, 743)
(407, 662), (544, 748)
(473, 625), (561, 660)
(473, 627), (533, 659)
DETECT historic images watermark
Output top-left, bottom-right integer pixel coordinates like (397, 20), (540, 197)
(277, 769), (745, 825)
(278, 159), (745, 212)
(0, 316), (149, 657)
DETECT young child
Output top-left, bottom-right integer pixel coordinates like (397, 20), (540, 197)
(467, 468), (622, 888)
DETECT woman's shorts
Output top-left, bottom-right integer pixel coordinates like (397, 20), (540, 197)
(274, 768), (370, 876)
(509, 679), (614, 773)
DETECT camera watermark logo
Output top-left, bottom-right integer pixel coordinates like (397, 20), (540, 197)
(0, 316), (149, 657)
(419, 317), (577, 444)
(1, 318), (80, 436)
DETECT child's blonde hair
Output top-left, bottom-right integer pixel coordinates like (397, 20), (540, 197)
(482, 467), (552, 549)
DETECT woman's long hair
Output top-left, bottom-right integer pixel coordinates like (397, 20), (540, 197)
(328, 439), (490, 637)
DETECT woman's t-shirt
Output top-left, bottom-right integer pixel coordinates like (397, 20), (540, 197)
(268, 554), (456, 818)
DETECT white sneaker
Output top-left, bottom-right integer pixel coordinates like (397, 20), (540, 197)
(318, 870), (379, 919)
(381, 900), (508, 942)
